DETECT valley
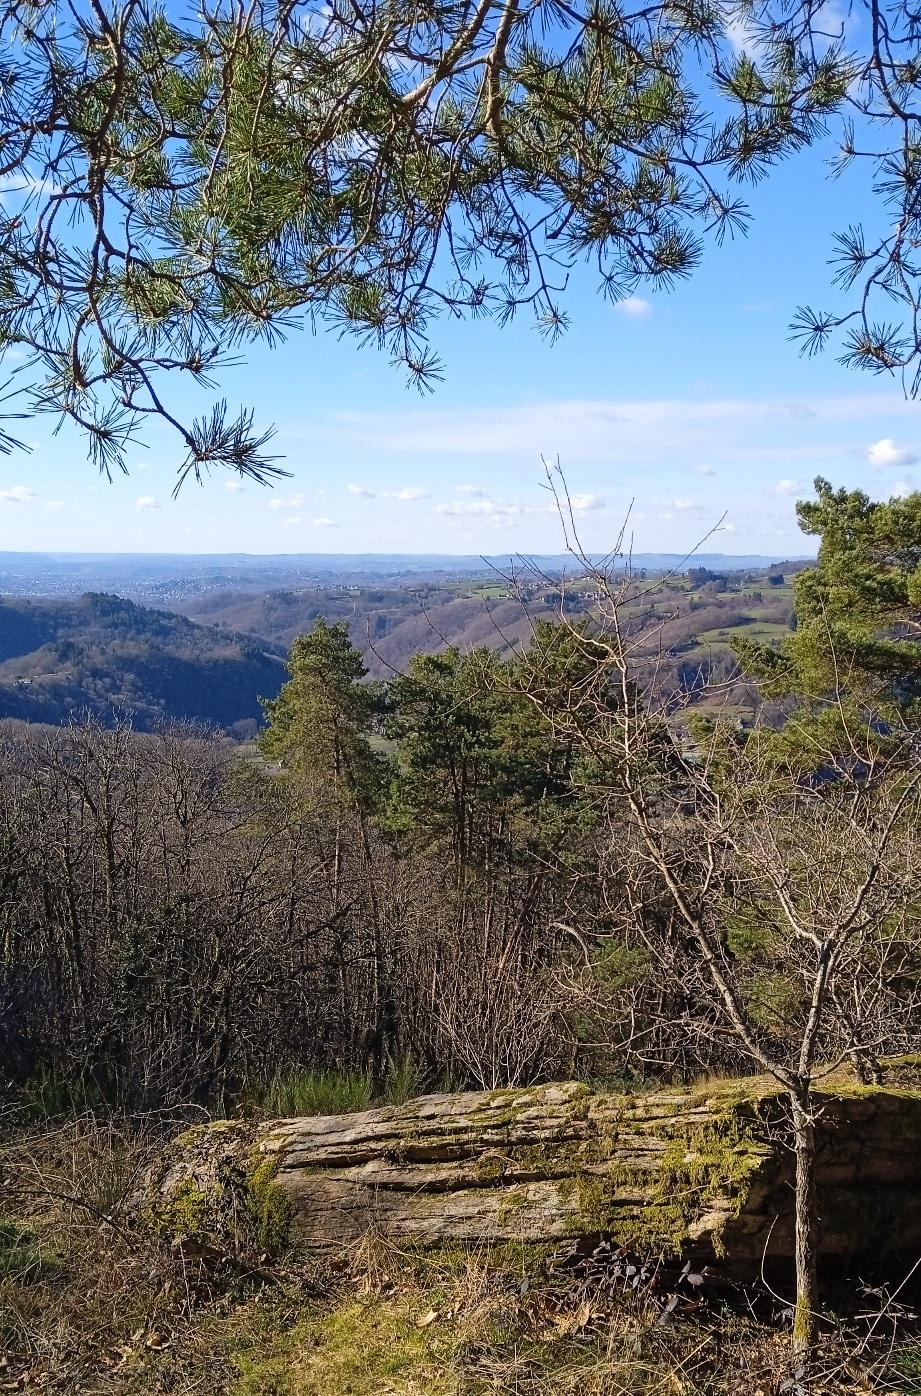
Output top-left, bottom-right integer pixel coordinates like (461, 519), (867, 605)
(0, 556), (804, 731)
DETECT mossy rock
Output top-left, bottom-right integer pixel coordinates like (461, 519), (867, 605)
(140, 1079), (921, 1267)
(144, 1122), (292, 1257)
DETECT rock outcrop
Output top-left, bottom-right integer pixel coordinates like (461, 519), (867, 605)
(140, 1079), (921, 1265)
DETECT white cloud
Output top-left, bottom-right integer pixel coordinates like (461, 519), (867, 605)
(136, 495), (160, 511)
(391, 487), (429, 502)
(774, 479), (802, 497)
(672, 497), (696, 511)
(868, 437), (917, 470)
(614, 296), (652, 318)
(569, 493), (605, 512)
(435, 498), (541, 520)
(269, 493), (304, 511)
(224, 479), (245, 493)
(695, 464), (716, 476)
(307, 392), (910, 465)
(0, 174), (60, 199)
(721, 522), (737, 533)
(312, 516), (338, 527)
(891, 480), (914, 499)
(349, 484), (430, 501)
(724, 17), (755, 52)
(436, 500), (498, 517)
(0, 484), (35, 504)
(453, 484), (487, 496)
(284, 516), (301, 526)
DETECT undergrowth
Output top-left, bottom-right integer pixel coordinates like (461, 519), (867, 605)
(256, 1067), (374, 1117)
(1, 1112), (917, 1395)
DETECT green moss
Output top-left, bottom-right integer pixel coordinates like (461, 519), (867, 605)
(468, 1089), (528, 1130)
(152, 1179), (213, 1241)
(245, 1157), (293, 1255)
(824, 1080), (920, 1100)
(564, 1108), (770, 1258)
(563, 1173), (694, 1254)
(233, 1295), (457, 1396)
(496, 1187), (531, 1224)
(150, 1147), (291, 1257)
(473, 1150), (506, 1181)
(792, 1292), (814, 1350)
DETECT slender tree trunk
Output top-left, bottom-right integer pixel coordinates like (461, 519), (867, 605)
(357, 807), (390, 1075)
(790, 1086), (819, 1371)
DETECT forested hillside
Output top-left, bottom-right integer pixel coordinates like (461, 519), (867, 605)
(0, 593), (285, 730)
(0, 567), (800, 732)
(3, 484), (921, 1394)
(179, 566), (800, 684)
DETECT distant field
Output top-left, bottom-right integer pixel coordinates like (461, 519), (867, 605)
(473, 585), (513, 599)
(694, 620), (790, 647)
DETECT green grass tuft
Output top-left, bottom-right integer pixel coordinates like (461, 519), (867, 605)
(259, 1067), (373, 1117)
(381, 1055), (425, 1106)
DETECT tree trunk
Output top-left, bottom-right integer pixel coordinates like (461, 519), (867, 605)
(791, 1087), (819, 1369)
(140, 1079), (921, 1272)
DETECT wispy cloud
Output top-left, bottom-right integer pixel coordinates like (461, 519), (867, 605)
(347, 483), (428, 501)
(392, 487), (428, 501)
(434, 498), (548, 521)
(0, 484), (35, 504)
(614, 296), (652, 318)
(774, 479), (803, 496)
(269, 492), (304, 511)
(283, 510), (338, 527)
(695, 464), (716, 476)
(430, 494), (609, 528)
(136, 495), (160, 511)
(299, 392), (912, 466)
(224, 479), (245, 493)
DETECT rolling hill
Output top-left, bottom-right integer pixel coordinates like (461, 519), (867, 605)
(0, 593), (286, 731)
(0, 562), (802, 731)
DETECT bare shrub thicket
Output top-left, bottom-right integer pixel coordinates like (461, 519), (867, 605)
(0, 718), (590, 1104)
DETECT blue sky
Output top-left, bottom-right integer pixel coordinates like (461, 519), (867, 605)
(2, 108), (918, 556)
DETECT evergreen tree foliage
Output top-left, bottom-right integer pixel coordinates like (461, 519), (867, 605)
(3, 0), (914, 481)
(735, 478), (921, 731)
(261, 618), (386, 808)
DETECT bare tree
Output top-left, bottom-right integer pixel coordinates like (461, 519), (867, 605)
(516, 472), (921, 1370)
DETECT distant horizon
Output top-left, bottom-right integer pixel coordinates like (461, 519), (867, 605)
(0, 547), (815, 561)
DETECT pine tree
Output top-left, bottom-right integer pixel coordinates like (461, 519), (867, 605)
(3, 0), (906, 482)
(262, 618), (386, 805)
(735, 479), (921, 756)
